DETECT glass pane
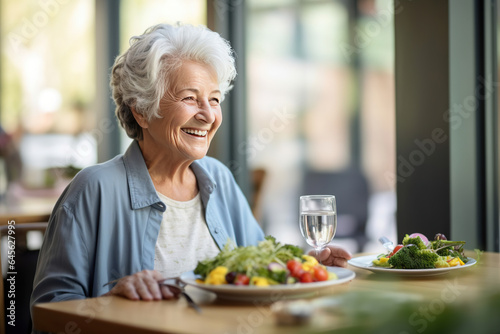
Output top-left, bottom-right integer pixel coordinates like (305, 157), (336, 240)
(120, 0), (206, 54)
(247, 8), (296, 58)
(246, 0), (396, 253)
(0, 0), (95, 196)
(302, 2), (349, 63)
(0, 0), (206, 203)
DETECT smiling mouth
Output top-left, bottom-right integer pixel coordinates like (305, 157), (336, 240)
(182, 128), (208, 137)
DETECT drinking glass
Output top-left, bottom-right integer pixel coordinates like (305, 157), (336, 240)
(299, 195), (337, 263)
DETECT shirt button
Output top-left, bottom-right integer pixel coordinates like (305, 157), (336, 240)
(207, 186), (213, 193)
(213, 227), (219, 234)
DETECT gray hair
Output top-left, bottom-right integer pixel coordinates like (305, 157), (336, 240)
(111, 23), (237, 140)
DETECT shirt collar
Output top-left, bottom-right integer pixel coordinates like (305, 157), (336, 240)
(191, 161), (217, 195)
(123, 140), (217, 210)
(123, 140), (162, 210)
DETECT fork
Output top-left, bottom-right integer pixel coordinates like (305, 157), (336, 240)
(160, 278), (202, 314)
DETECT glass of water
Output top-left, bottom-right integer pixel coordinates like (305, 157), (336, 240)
(299, 195), (337, 263)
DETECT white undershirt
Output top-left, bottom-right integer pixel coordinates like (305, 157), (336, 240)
(154, 192), (220, 278)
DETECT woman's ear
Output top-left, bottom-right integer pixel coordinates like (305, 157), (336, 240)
(131, 107), (149, 129)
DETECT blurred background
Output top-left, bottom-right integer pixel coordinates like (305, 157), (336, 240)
(0, 0), (397, 255)
(245, 0), (395, 252)
(3, 1), (500, 332)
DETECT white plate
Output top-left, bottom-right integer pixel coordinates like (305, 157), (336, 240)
(348, 254), (477, 276)
(180, 267), (355, 302)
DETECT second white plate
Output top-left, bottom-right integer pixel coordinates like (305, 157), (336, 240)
(348, 254), (477, 276)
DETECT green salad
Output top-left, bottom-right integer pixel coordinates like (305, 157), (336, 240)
(373, 233), (469, 269)
(194, 236), (335, 286)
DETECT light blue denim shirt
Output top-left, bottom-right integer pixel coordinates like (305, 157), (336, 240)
(30, 140), (264, 308)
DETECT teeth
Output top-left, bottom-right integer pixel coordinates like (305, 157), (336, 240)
(183, 129), (208, 137)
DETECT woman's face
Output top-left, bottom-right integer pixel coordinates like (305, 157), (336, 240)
(142, 60), (222, 162)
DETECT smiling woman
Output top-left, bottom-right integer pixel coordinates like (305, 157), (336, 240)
(29, 23), (267, 309)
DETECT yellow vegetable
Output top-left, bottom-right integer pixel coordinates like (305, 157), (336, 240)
(328, 272), (338, 280)
(447, 258), (460, 267)
(205, 266), (228, 285)
(250, 276), (270, 286)
(372, 257), (391, 267)
(301, 254), (320, 273)
(302, 254), (319, 266)
(302, 263), (314, 273)
(378, 257), (389, 264)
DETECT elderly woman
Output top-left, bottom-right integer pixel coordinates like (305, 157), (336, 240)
(31, 23), (351, 305)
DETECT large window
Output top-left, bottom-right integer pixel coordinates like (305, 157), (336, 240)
(0, 0), (95, 195)
(0, 0), (206, 202)
(246, 0), (396, 252)
(120, 0), (206, 49)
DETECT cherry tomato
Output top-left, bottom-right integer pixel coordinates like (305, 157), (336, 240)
(299, 271), (313, 283)
(287, 260), (304, 277)
(312, 266), (329, 281)
(234, 274), (250, 285)
(388, 244), (403, 258)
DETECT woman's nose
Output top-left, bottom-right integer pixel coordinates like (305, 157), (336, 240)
(196, 100), (216, 123)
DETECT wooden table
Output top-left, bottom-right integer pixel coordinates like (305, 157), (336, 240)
(0, 196), (57, 225)
(0, 193), (58, 334)
(32, 251), (500, 334)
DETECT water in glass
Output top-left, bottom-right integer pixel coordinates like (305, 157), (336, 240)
(300, 210), (337, 249)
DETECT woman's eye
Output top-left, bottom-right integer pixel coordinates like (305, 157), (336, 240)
(210, 98), (220, 105)
(182, 96), (196, 102)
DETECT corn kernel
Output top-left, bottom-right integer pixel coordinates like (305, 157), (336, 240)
(448, 258), (460, 267)
(302, 255), (319, 266)
(205, 266), (229, 285)
(251, 276), (270, 286)
(302, 263), (314, 273)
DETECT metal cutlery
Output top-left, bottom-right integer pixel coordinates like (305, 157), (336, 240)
(160, 278), (202, 314)
(378, 236), (395, 251)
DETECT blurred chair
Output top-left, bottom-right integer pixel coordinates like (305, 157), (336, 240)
(0, 222), (47, 334)
(251, 168), (267, 222)
(302, 168), (370, 253)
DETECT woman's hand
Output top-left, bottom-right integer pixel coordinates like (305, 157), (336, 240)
(308, 245), (352, 268)
(104, 270), (179, 301)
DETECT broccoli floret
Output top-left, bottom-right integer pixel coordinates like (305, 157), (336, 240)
(402, 234), (427, 250)
(388, 245), (438, 269)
